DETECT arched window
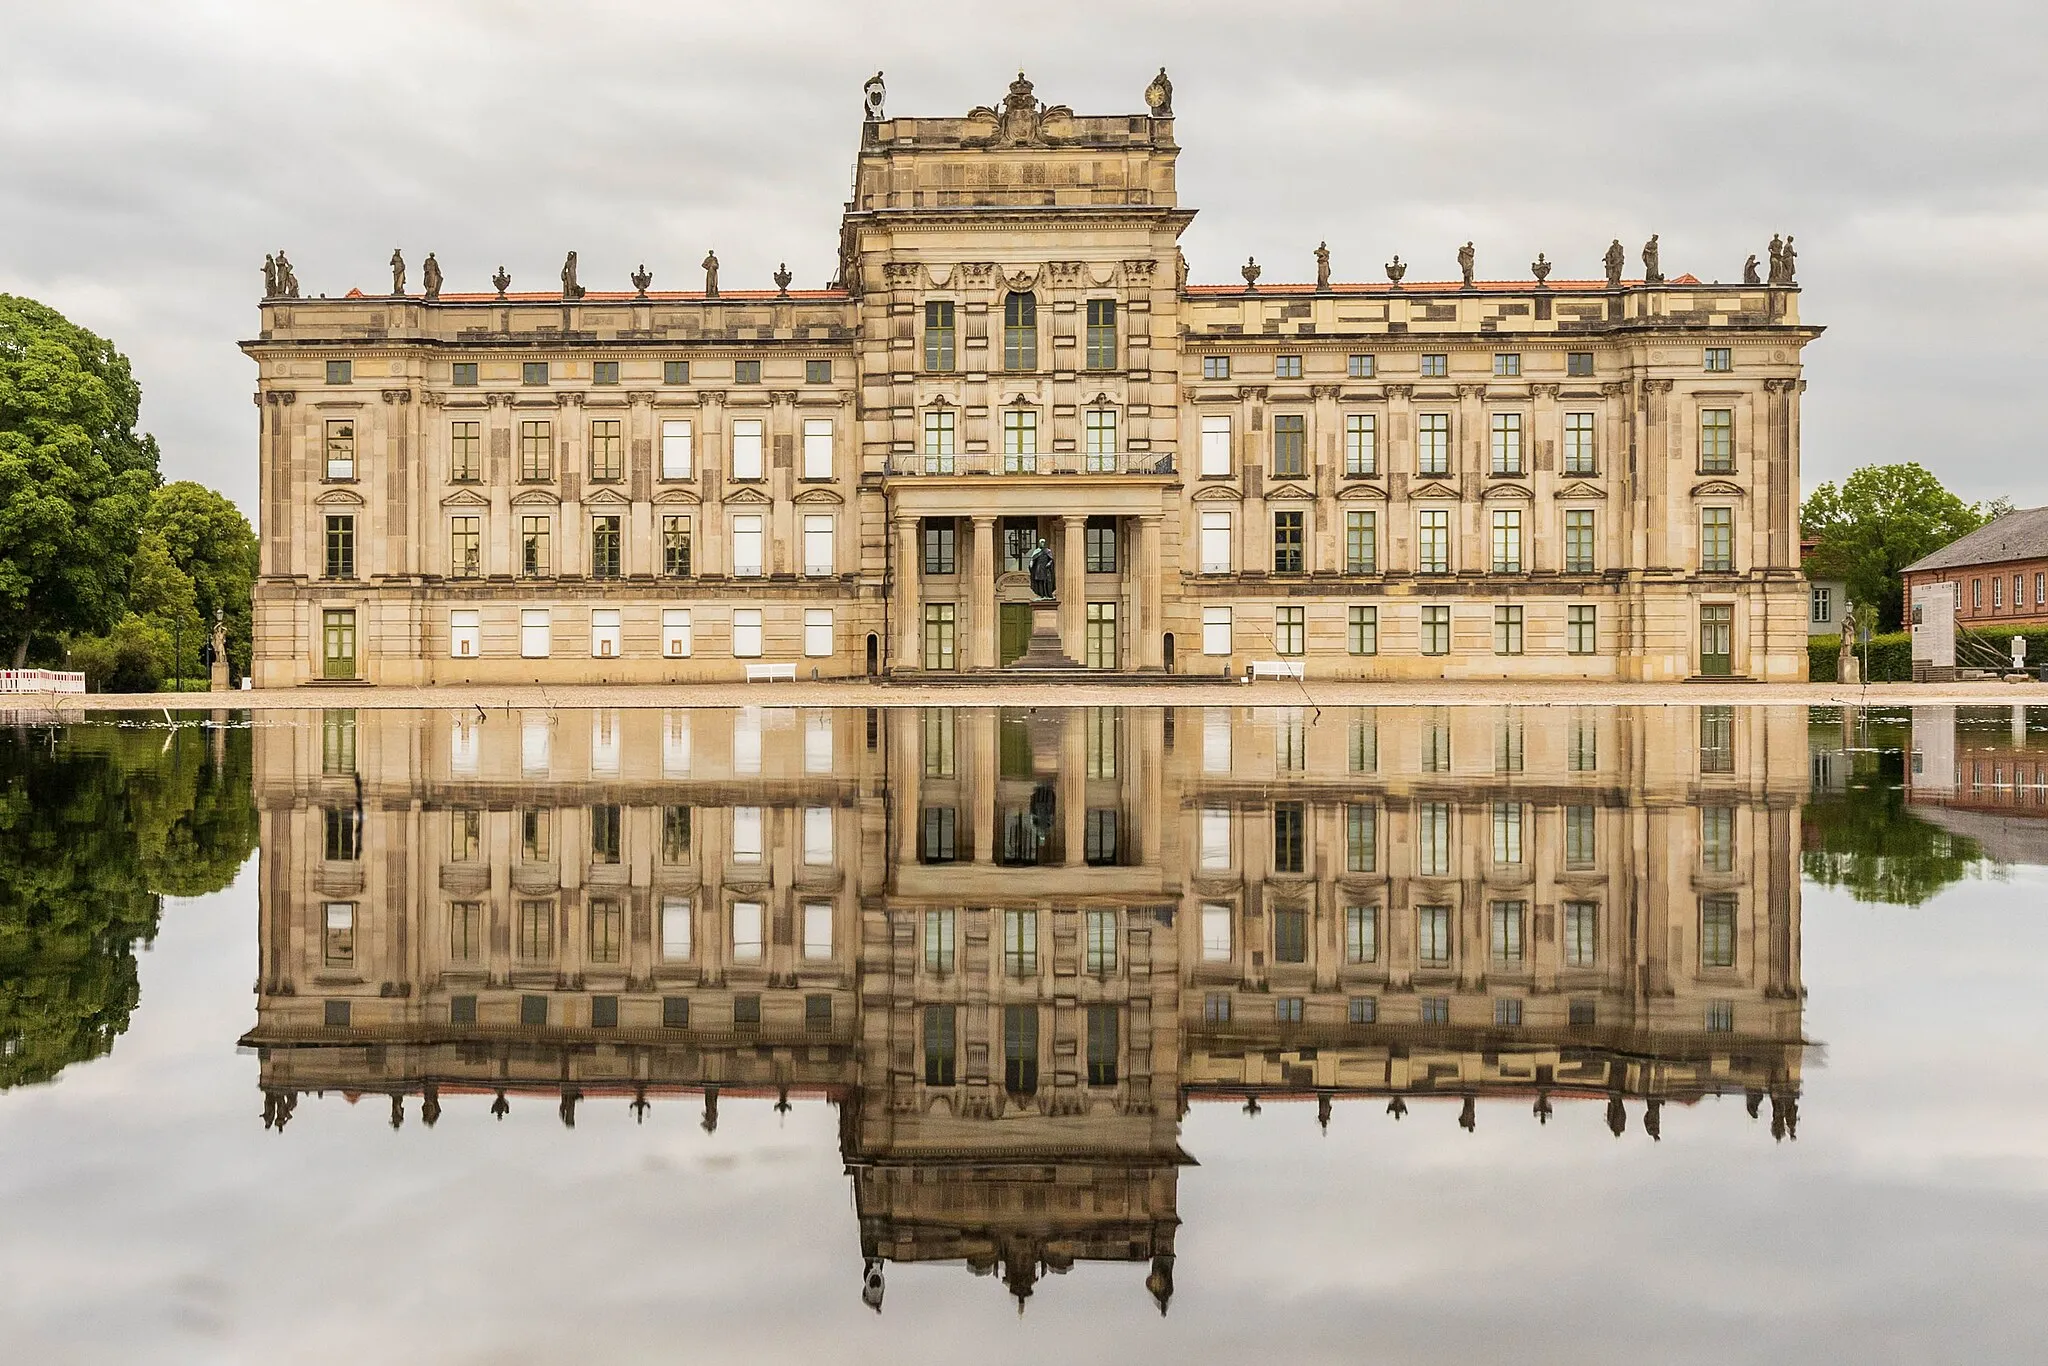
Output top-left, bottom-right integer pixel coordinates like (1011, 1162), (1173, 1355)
(1003, 292), (1037, 371)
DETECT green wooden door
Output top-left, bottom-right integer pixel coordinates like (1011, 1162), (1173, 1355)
(323, 609), (357, 679)
(1699, 604), (1733, 677)
(1000, 603), (1033, 666)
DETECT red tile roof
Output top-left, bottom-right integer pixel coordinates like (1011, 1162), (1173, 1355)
(331, 289), (852, 304)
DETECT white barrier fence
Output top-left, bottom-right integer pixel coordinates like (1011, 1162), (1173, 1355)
(0, 669), (87, 694)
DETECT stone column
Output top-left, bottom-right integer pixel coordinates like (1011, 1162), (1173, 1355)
(971, 516), (997, 670)
(970, 708), (997, 863)
(893, 516), (920, 671)
(1061, 714), (1087, 865)
(1137, 515), (1164, 669)
(1061, 514), (1086, 662)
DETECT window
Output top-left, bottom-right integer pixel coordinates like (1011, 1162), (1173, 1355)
(324, 515), (355, 578)
(1490, 412), (1524, 474)
(1993, 576), (2004, 609)
(1201, 904), (1232, 961)
(324, 419), (355, 480)
(1198, 811), (1228, 871)
(1275, 354), (1302, 379)
(923, 409), (955, 473)
(1700, 409), (1734, 472)
(1272, 907), (1308, 964)
(1702, 806), (1735, 872)
(805, 359), (831, 385)
(1419, 604), (1450, 655)
(1420, 354), (1447, 378)
(924, 910), (956, 973)
(1417, 906), (1451, 967)
(1273, 510), (1305, 572)
(1002, 291), (1037, 370)
(660, 419), (693, 479)
(1491, 802), (1525, 866)
(923, 1006), (956, 1085)
(1085, 910), (1118, 974)
(591, 360), (619, 387)
(1699, 705), (1736, 773)
(1567, 351), (1594, 377)
(734, 359), (761, 385)
(1085, 602), (1118, 669)
(1273, 802), (1306, 873)
(804, 608), (833, 658)
(1272, 413), (1306, 477)
(1416, 802), (1451, 875)
(731, 608), (763, 658)
(1565, 510), (1596, 574)
(1345, 510), (1377, 574)
(1002, 408), (1037, 473)
(588, 899), (623, 964)
(1491, 901), (1525, 963)
(1705, 1000), (1734, 1033)
(1704, 346), (1732, 372)
(1085, 1005), (1119, 1085)
(520, 808), (552, 860)
(321, 807), (360, 862)
(1084, 519), (1117, 573)
(1346, 804), (1377, 871)
(733, 995), (761, 1027)
(802, 418), (832, 480)
(522, 361), (549, 386)
(1701, 507), (1734, 572)
(1494, 998), (1523, 1027)
(730, 418), (764, 480)
(1203, 605), (1232, 656)
(1200, 415), (1232, 477)
(662, 809), (692, 864)
(1275, 996), (1305, 1024)
(1085, 298), (1117, 369)
(589, 515), (621, 578)
(1494, 605), (1524, 655)
(1274, 606), (1305, 657)
(802, 514), (834, 576)
(1494, 353), (1521, 377)
(1564, 901), (1598, 966)
(326, 360), (353, 385)
(1203, 355), (1230, 380)
(1199, 510), (1232, 573)
(1345, 905), (1378, 963)
(1422, 724), (1451, 773)
(1565, 805), (1596, 868)
(921, 807), (956, 862)
(1348, 605), (1378, 655)
(1203, 711), (1232, 774)
(519, 420), (552, 480)
(924, 300), (956, 372)
(449, 898), (481, 959)
(518, 901), (554, 959)
(1003, 909), (1038, 976)
(1344, 413), (1377, 476)
(803, 901), (833, 959)
(1701, 894), (1737, 968)
(1568, 604), (1597, 654)
(662, 515), (692, 577)
(1350, 717), (1378, 772)
(923, 603), (956, 670)
(1495, 719), (1523, 774)
(731, 902), (764, 961)
(730, 514), (764, 577)
(1563, 411), (1596, 474)
(1348, 354), (1376, 378)
(2038, 572), (2046, 606)
(518, 607), (550, 658)
(924, 522), (956, 576)
(449, 607), (480, 658)
(1412, 509), (1450, 576)
(322, 902), (355, 966)
(664, 360), (690, 385)
(1417, 413), (1450, 475)
(1205, 992), (1234, 1023)
(1972, 578), (1983, 611)
(449, 420), (480, 480)
(1003, 1005), (1039, 1095)
(1084, 409), (1117, 471)
(1490, 509), (1523, 572)
(1349, 996), (1377, 1024)
(589, 607), (621, 658)
(1569, 716), (1598, 771)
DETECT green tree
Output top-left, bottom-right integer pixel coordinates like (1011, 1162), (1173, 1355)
(0, 295), (162, 666)
(143, 481), (257, 680)
(1802, 749), (1981, 906)
(1802, 463), (2002, 633)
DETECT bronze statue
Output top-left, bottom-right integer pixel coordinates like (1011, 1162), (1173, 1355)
(702, 250), (720, 298)
(1603, 238), (1626, 288)
(631, 263), (652, 298)
(262, 254), (278, 298)
(492, 266), (510, 299)
(422, 252), (442, 300)
(1531, 252), (1552, 284)
(1144, 66), (1173, 117)
(1027, 540), (1056, 600)
(862, 71), (886, 122)
(1385, 254), (1406, 286)
(390, 248), (406, 296)
(1641, 233), (1662, 285)
(1779, 235), (1797, 286)
(1743, 253), (1761, 285)
(1240, 256), (1260, 290)
(560, 251), (585, 300)
(1457, 241), (1475, 287)
(1314, 240), (1331, 292)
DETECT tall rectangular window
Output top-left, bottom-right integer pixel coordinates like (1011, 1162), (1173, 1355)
(924, 522), (956, 575)
(1563, 411), (1597, 474)
(325, 419), (355, 480)
(518, 899), (554, 959)
(1564, 902), (1598, 966)
(1273, 510), (1305, 572)
(1700, 705), (1736, 774)
(449, 901), (481, 961)
(1085, 602), (1118, 669)
(1417, 905), (1452, 967)
(924, 300), (956, 372)
(1346, 803), (1377, 872)
(1490, 509), (1523, 572)
(1345, 414), (1377, 475)
(320, 901), (353, 965)
(1701, 507), (1734, 572)
(1273, 908), (1308, 963)
(1569, 715), (1599, 771)
(1490, 901), (1525, 964)
(660, 419), (693, 479)
(1084, 409), (1117, 471)
(1564, 805), (1597, 868)
(324, 515), (355, 579)
(1085, 910), (1118, 974)
(1003, 292), (1037, 371)
(923, 603), (956, 670)
(1274, 606), (1305, 657)
(1086, 1006), (1119, 1086)
(1199, 510), (1232, 573)
(449, 420), (480, 480)
(730, 418), (764, 481)
(1273, 802), (1306, 873)
(1564, 509), (1596, 573)
(920, 807), (956, 862)
(1200, 415), (1232, 477)
(802, 514), (834, 576)
(662, 515), (692, 577)
(802, 419), (833, 480)
(590, 607), (621, 659)
(1346, 510), (1377, 574)
(1085, 298), (1117, 370)
(1272, 414), (1306, 477)
(1084, 518), (1117, 573)
(1202, 605), (1232, 656)
(1003, 909), (1038, 976)
(803, 608), (833, 658)
(589, 515), (621, 579)
(924, 909), (956, 973)
(1494, 605), (1523, 655)
(1420, 605), (1450, 655)
(1700, 409), (1734, 472)
(1003, 1005), (1039, 1095)
(1490, 412), (1524, 474)
(923, 409), (955, 473)
(730, 901), (764, 963)
(519, 420), (552, 480)
(1201, 903), (1232, 961)
(1568, 604), (1597, 655)
(1702, 806), (1736, 872)
(1417, 413), (1450, 474)
(1492, 801), (1524, 864)
(1345, 905), (1378, 963)
(923, 1006), (957, 1085)
(1700, 894), (1738, 968)
(1002, 409), (1037, 473)
(730, 514), (764, 577)
(662, 809), (692, 865)
(1348, 605), (1378, 656)
(730, 608), (763, 658)
(1350, 717), (1378, 772)
(588, 900), (623, 963)
(588, 419), (622, 481)
(1417, 509), (1450, 573)
(1417, 802), (1451, 876)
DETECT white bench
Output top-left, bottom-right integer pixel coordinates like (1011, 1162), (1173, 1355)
(744, 663), (798, 683)
(1246, 660), (1305, 681)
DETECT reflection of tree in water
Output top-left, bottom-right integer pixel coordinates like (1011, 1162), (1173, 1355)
(0, 721), (256, 1089)
(1803, 747), (1981, 906)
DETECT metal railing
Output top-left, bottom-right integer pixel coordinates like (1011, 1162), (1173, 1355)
(885, 450), (1175, 477)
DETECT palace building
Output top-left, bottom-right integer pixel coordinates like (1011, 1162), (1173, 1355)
(243, 72), (1820, 686)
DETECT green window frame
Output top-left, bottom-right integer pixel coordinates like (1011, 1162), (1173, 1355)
(1272, 413), (1306, 477)
(1567, 604), (1596, 655)
(449, 420), (480, 481)
(1417, 413), (1450, 475)
(1085, 1005), (1119, 1086)
(589, 515), (621, 579)
(924, 522), (956, 576)
(1085, 602), (1118, 669)
(1700, 409), (1734, 473)
(1701, 507), (1734, 572)
(923, 409), (955, 473)
(1345, 413), (1376, 475)
(1085, 298), (1117, 370)
(923, 1005), (957, 1085)
(1002, 291), (1037, 371)
(1563, 411), (1597, 474)
(924, 300), (956, 372)
(1420, 605), (1450, 655)
(324, 515), (355, 579)
(922, 603), (956, 671)
(1564, 509), (1596, 574)
(519, 420), (552, 481)
(1273, 510), (1304, 573)
(1274, 606), (1305, 657)
(661, 515), (692, 577)
(588, 419), (622, 481)
(1348, 604), (1378, 656)
(1346, 510), (1377, 573)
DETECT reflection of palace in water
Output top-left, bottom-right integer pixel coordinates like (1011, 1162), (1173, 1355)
(245, 704), (1807, 1309)
(1906, 704), (2048, 865)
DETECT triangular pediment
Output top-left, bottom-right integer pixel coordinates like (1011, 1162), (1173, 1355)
(1482, 481), (1534, 501)
(315, 486), (364, 506)
(793, 486), (844, 505)
(724, 486), (773, 505)
(1691, 478), (1747, 498)
(654, 487), (702, 505)
(585, 486), (630, 506)
(1556, 480), (1607, 500)
(1337, 482), (1389, 501)
(511, 488), (560, 507)
(1190, 483), (1242, 502)
(439, 488), (490, 507)
(1411, 480), (1460, 501)
(1266, 482), (1313, 502)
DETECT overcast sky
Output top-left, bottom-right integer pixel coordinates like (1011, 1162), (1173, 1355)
(3, 1), (2043, 520)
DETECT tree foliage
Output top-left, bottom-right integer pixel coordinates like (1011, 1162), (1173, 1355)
(142, 481), (258, 679)
(1802, 463), (2002, 633)
(0, 295), (161, 666)
(1802, 748), (1981, 906)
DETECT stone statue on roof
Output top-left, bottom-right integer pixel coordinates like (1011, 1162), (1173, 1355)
(863, 71), (886, 122)
(275, 251), (300, 298)
(1743, 253), (1761, 285)
(1641, 233), (1663, 285)
(1315, 241), (1331, 292)
(631, 263), (651, 297)
(1457, 241), (1475, 287)
(702, 250), (720, 298)
(422, 252), (443, 300)
(1603, 238), (1626, 288)
(1767, 234), (1784, 284)
(560, 250), (585, 300)
(1779, 235), (1797, 286)
(262, 254), (278, 298)
(1145, 67), (1173, 117)
(390, 248), (406, 296)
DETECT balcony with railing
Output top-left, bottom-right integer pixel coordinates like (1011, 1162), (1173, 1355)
(883, 449), (1175, 478)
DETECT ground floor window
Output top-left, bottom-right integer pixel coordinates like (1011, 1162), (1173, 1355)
(1494, 604), (1524, 655)
(1568, 604), (1597, 655)
(1085, 602), (1118, 669)
(924, 603), (956, 670)
(1203, 606), (1231, 656)
(1275, 606), (1305, 656)
(1419, 605), (1450, 656)
(1348, 605), (1378, 655)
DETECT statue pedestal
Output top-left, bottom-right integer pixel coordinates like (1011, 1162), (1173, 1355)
(209, 660), (231, 692)
(1011, 598), (1080, 670)
(1839, 653), (1860, 686)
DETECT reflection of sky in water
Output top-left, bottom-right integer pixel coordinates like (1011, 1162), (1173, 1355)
(2, 708), (2046, 1364)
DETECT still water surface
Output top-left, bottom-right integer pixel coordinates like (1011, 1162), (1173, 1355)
(1, 704), (2044, 1364)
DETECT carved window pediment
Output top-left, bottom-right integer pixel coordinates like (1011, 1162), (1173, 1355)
(510, 488), (559, 507)
(653, 487), (702, 505)
(1690, 479), (1747, 498)
(1190, 484), (1243, 502)
(1482, 481), (1535, 501)
(1337, 482), (1390, 501)
(724, 486), (773, 505)
(793, 486), (844, 505)
(315, 487), (365, 506)
(584, 487), (630, 506)
(1411, 480), (1461, 501)
(1555, 480), (1607, 500)
(1266, 482), (1314, 502)
(439, 488), (490, 508)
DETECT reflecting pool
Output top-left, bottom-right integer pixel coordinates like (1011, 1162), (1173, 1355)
(2, 704), (2046, 1363)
